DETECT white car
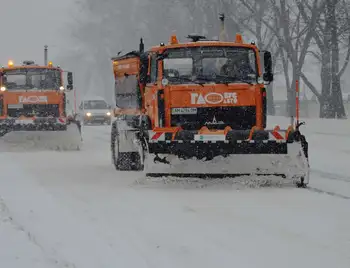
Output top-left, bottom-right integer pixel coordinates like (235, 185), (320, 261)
(79, 97), (112, 125)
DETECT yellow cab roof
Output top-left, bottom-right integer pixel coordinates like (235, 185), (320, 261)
(149, 40), (256, 52)
(1, 66), (61, 71)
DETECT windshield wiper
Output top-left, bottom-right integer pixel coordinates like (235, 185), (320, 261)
(232, 78), (254, 85)
(196, 74), (248, 86)
(197, 74), (231, 85)
(213, 75), (254, 85)
(195, 75), (222, 85)
(170, 76), (205, 87)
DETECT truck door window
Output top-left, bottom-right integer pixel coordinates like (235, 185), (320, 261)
(150, 55), (157, 83)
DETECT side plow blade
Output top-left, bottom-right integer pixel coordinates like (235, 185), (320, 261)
(0, 122), (82, 152)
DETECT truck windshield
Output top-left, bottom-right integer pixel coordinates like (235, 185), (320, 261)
(84, 100), (108, 109)
(1, 68), (61, 90)
(163, 46), (257, 85)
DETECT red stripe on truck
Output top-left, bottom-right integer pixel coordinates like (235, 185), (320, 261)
(151, 132), (164, 140)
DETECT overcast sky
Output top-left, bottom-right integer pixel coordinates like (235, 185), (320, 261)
(0, 0), (73, 66)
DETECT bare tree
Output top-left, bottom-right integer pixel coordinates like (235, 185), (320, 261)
(298, 0), (349, 118)
(63, 0), (349, 119)
(61, 0), (193, 99)
(232, 0), (277, 115)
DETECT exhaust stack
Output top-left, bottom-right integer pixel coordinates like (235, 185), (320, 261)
(219, 13), (228, 42)
(139, 38), (144, 53)
(44, 45), (48, 65)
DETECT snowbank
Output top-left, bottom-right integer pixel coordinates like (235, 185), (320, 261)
(267, 115), (350, 136)
(269, 115), (350, 197)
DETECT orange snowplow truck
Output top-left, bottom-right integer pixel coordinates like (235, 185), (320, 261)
(0, 60), (74, 136)
(110, 34), (309, 187)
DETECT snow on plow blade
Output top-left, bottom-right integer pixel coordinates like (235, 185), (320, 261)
(0, 117), (82, 151)
(144, 127), (309, 186)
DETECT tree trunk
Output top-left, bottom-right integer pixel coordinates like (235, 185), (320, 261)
(330, 0), (346, 118)
(320, 0), (347, 118)
(320, 1), (333, 118)
(320, 52), (332, 117)
(266, 47), (280, 116)
(266, 84), (276, 115)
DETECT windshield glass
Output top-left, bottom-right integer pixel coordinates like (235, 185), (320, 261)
(1, 68), (61, 90)
(163, 46), (257, 84)
(84, 100), (108, 109)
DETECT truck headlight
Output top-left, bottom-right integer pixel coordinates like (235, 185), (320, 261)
(106, 112), (111, 116)
(0, 86), (6, 92)
(59, 86), (65, 91)
(86, 112), (92, 117)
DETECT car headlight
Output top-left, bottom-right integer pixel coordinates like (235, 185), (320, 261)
(86, 112), (92, 116)
(106, 112), (111, 116)
(0, 86), (6, 92)
(59, 86), (65, 91)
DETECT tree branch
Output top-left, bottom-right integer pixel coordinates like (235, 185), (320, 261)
(338, 34), (350, 77)
(297, 0), (325, 70)
(300, 72), (322, 99)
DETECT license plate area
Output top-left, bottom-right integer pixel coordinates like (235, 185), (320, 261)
(171, 107), (197, 115)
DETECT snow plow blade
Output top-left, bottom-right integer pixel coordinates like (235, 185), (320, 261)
(143, 126), (309, 187)
(0, 118), (82, 151)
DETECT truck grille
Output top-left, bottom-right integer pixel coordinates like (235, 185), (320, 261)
(7, 104), (60, 118)
(171, 106), (256, 130)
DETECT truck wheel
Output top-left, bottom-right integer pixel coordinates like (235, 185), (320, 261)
(111, 126), (143, 171)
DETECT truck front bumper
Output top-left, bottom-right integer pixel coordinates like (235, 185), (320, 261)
(84, 115), (111, 124)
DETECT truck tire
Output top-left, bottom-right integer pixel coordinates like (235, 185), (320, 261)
(111, 124), (143, 171)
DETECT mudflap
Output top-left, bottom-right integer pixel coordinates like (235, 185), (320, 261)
(0, 122), (82, 152)
(143, 140), (309, 187)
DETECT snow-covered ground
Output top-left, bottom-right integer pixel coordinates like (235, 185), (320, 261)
(0, 116), (349, 268)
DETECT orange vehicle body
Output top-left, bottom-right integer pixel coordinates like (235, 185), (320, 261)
(112, 35), (268, 137)
(0, 66), (65, 120)
(0, 61), (74, 134)
(110, 24), (309, 187)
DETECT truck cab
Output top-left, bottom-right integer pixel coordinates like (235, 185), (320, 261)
(112, 34), (273, 132)
(0, 60), (74, 132)
(110, 34), (275, 170)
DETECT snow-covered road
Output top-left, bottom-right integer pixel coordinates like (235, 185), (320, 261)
(1, 116), (349, 268)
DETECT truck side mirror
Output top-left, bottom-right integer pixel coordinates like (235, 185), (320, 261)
(67, 72), (73, 90)
(263, 51), (273, 82)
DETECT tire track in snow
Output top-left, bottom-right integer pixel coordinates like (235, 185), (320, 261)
(0, 196), (77, 268)
(311, 170), (350, 183)
(307, 170), (350, 200)
(305, 187), (350, 200)
(313, 131), (349, 137)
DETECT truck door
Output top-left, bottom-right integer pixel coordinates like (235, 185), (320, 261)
(144, 54), (160, 127)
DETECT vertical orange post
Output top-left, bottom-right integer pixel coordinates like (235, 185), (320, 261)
(295, 80), (299, 125)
